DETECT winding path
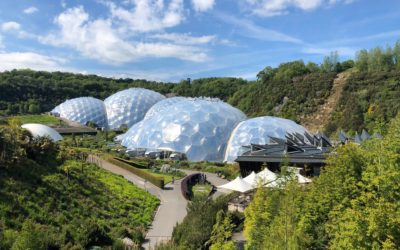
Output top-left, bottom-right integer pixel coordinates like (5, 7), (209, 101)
(86, 155), (229, 249)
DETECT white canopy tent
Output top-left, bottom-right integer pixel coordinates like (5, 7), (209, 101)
(257, 168), (278, 185)
(243, 171), (258, 187)
(217, 168), (311, 193)
(218, 176), (254, 193)
(289, 167), (312, 184)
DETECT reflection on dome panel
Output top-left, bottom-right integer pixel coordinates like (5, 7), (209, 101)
(144, 97), (186, 120)
(121, 98), (246, 162)
(21, 123), (63, 141)
(224, 116), (310, 162)
(105, 88), (165, 130)
(52, 97), (108, 129)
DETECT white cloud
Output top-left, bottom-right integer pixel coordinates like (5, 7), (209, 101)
(217, 12), (303, 43)
(0, 52), (66, 71)
(23, 6), (38, 14)
(40, 6), (208, 64)
(192, 0), (215, 12)
(151, 33), (216, 45)
(108, 0), (184, 33)
(1, 21), (21, 32)
(243, 0), (354, 17)
(0, 35), (4, 49)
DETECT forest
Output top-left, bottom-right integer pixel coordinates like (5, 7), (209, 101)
(1, 41), (400, 135)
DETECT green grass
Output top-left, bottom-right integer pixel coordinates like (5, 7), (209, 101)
(9, 114), (64, 126)
(0, 159), (159, 249)
(192, 183), (213, 198)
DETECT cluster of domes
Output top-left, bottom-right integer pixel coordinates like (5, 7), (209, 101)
(50, 88), (311, 162)
(120, 98), (246, 162)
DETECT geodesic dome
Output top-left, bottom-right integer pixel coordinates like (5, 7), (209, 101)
(224, 116), (310, 162)
(144, 97), (186, 120)
(21, 123), (63, 141)
(51, 97), (108, 129)
(121, 98), (246, 162)
(104, 88), (165, 130)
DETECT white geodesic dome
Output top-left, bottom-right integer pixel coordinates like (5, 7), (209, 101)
(144, 97), (186, 120)
(224, 116), (310, 162)
(51, 97), (108, 129)
(104, 88), (165, 130)
(121, 98), (246, 162)
(21, 123), (63, 141)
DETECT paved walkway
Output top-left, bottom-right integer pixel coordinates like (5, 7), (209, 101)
(87, 155), (187, 249)
(86, 156), (231, 249)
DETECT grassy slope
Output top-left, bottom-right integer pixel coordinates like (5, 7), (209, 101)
(9, 114), (64, 126)
(0, 159), (159, 249)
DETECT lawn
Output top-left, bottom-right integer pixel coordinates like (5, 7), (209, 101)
(9, 114), (64, 126)
(192, 183), (213, 198)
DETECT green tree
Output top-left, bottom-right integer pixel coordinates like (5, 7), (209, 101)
(355, 49), (369, 71)
(208, 210), (236, 250)
(321, 51), (340, 72)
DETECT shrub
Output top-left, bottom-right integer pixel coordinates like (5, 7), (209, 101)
(107, 158), (165, 189)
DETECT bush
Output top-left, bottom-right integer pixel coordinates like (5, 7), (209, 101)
(107, 158), (165, 189)
(113, 157), (148, 169)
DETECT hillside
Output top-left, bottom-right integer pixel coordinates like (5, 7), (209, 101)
(0, 126), (159, 249)
(1, 42), (399, 135)
(300, 71), (349, 133)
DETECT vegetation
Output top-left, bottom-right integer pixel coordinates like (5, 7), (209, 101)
(243, 113), (400, 249)
(0, 125), (159, 249)
(180, 161), (240, 180)
(106, 156), (165, 188)
(326, 42), (400, 134)
(1, 41), (400, 135)
(170, 194), (233, 250)
(192, 183), (213, 199)
(8, 114), (64, 126)
(0, 70), (244, 116)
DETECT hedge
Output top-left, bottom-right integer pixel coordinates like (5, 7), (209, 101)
(107, 158), (164, 189)
(113, 157), (148, 169)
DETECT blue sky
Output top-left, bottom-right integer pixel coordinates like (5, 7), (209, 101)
(0, 0), (399, 82)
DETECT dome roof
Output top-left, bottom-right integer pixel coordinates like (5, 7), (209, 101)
(121, 98), (246, 162)
(21, 123), (63, 141)
(144, 97), (186, 120)
(224, 116), (310, 162)
(51, 97), (108, 129)
(104, 88), (165, 130)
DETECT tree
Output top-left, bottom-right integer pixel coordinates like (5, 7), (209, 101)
(208, 210), (236, 250)
(355, 49), (369, 71)
(28, 103), (41, 114)
(321, 51), (339, 72)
